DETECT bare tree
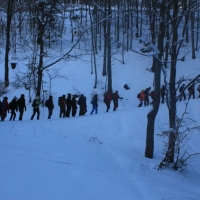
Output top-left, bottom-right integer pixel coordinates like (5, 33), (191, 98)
(4, 0), (15, 87)
(145, 0), (165, 159)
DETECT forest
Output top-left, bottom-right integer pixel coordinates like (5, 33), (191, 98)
(0, 0), (200, 168)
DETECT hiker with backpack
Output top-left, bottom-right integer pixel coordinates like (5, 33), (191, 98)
(71, 95), (77, 117)
(138, 90), (145, 107)
(65, 93), (72, 117)
(144, 87), (151, 106)
(188, 83), (195, 99)
(160, 85), (166, 104)
(112, 91), (123, 111)
(0, 100), (2, 118)
(77, 94), (87, 116)
(179, 84), (186, 101)
(58, 95), (66, 118)
(90, 94), (98, 114)
(17, 94), (26, 121)
(104, 92), (112, 112)
(197, 84), (200, 98)
(149, 90), (154, 105)
(1, 97), (9, 121)
(9, 96), (18, 121)
(45, 95), (54, 119)
(30, 96), (43, 120)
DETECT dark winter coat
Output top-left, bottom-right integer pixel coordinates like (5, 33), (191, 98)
(17, 97), (26, 110)
(188, 84), (195, 94)
(0, 100), (2, 115)
(77, 95), (87, 116)
(66, 96), (72, 107)
(160, 85), (166, 96)
(144, 88), (151, 97)
(71, 97), (77, 109)
(112, 92), (122, 104)
(46, 97), (54, 109)
(9, 99), (18, 111)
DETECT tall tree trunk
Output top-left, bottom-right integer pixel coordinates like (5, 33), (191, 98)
(145, 0), (165, 159)
(167, 0), (179, 163)
(36, 2), (45, 97)
(102, 2), (107, 76)
(4, 0), (14, 87)
(191, 5), (196, 59)
(107, 0), (112, 94)
(196, 9), (199, 51)
(135, 0), (139, 38)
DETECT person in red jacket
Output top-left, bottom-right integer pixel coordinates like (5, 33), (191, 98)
(104, 92), (112, 112)
(138, 90), (145, 107)
(59, 95), (66, 118)
(1, 97), (9, 121)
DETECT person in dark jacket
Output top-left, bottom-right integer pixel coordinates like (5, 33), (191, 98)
(197, 84), (200, 98)
(59, 95), (66, 118)
(31, 96), (42, 120)
(179, 84), (186, 101)
(149, 90), (154, 105)
(90, 94), (98, 114)
(1, 97), (9, 121)
(144, 87), (151, 106)
(188, 83), (195, 99)
(45, 95), (54, 119)
(71, 95), (77, 117)
(9, 96), (18, 121)
(112, 91), (123, 111)
(77, 94), (87, 116)
(0, 100), (2, 118)
(17, 94), (26, 121)
(104, 92), (112, 112)
(65, 93), (72, 117)
(160, 85), (166, 104)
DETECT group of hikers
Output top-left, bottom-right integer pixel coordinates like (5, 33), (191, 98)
(0, 91), (123, 121)
(1, 83), (199, 121)
(137, 83), (200, 107)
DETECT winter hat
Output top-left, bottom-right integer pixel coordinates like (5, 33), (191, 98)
(3, 97), (8, 100)
(13, 96), (17, 100)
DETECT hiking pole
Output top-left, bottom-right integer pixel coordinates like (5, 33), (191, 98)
(122, 99), (125, 110)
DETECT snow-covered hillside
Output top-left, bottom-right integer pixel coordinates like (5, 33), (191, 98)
(0, 45), (200, 199)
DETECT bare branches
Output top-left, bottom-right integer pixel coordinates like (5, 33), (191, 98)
(158, 103), (200, 171)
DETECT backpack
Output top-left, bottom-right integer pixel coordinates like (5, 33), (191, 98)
(45, 99), (49, 107)
(91, 99), (94, 104)
(137, 93), (140, 98)
(1, 100), (5, 108)
(32, 99), (36, 107)
(0, 100), (2, 109)
(58, 96), (62, 106)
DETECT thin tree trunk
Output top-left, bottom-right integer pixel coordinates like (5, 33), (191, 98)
(191, 7), (196, 59)
(107, 0), (112, 94)
(102, 2), (107, 76)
